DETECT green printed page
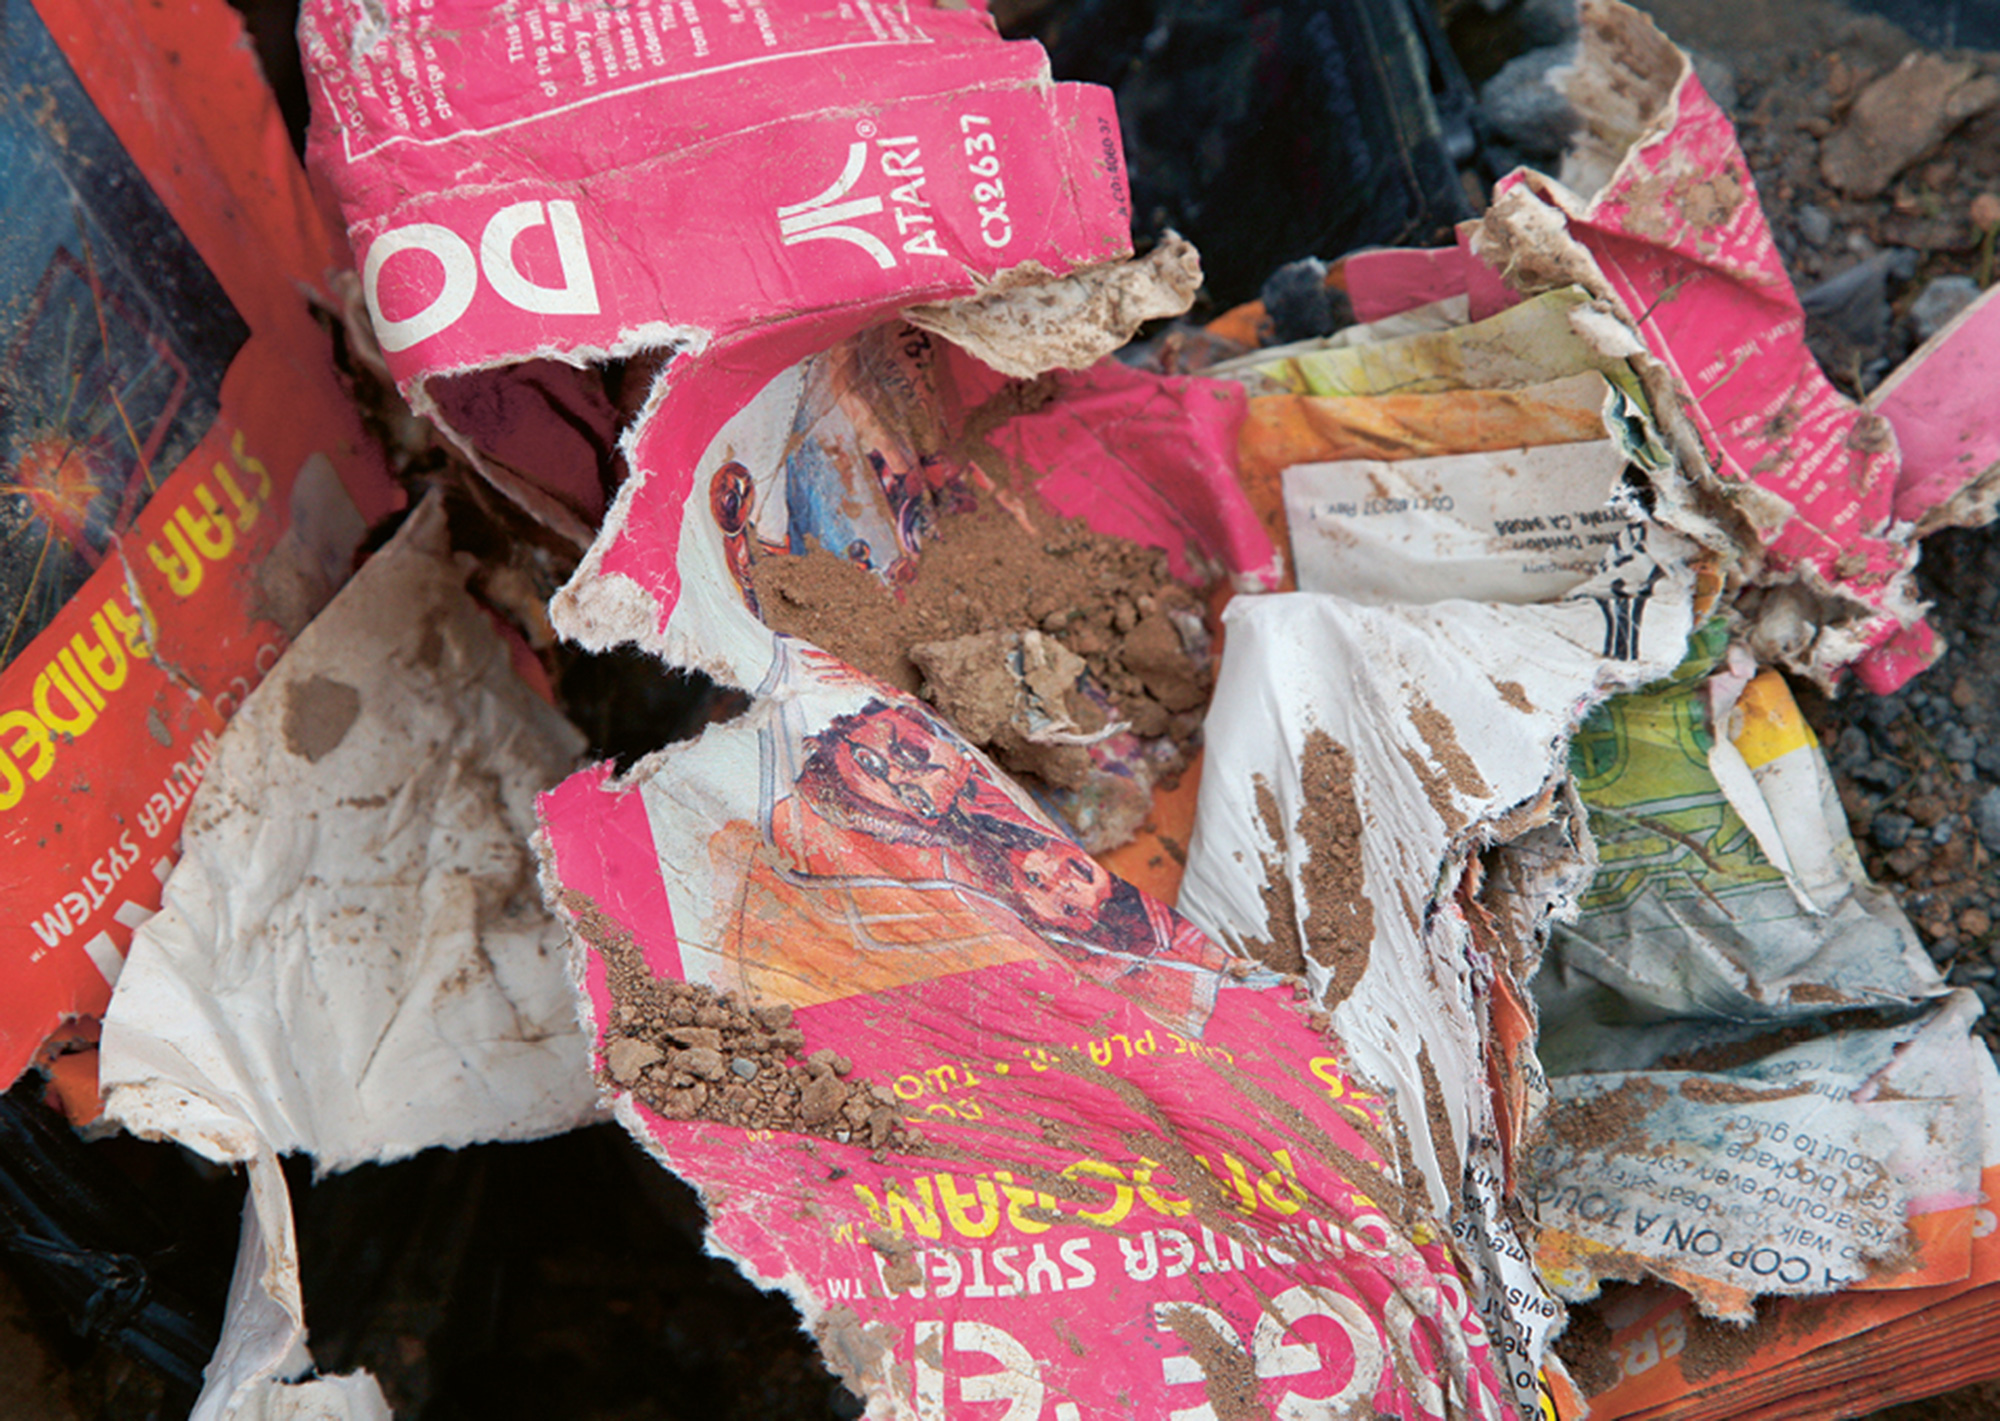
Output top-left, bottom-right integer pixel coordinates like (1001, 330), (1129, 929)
(1539, 621), (1937, 1074)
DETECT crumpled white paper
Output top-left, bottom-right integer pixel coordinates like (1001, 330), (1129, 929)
(100, 496), (598, 1419)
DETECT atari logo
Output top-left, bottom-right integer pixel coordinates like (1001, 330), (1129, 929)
(777, 142), (897, 270)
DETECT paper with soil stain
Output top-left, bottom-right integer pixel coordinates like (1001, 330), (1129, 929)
(1530, 993), (1990, 1322)
(1172, 499), (1697, 1396)
(532, 308), (1531, 1412)
(554, 321), (1272, 854)
(1564, 1047), (2000, 1417)
(1460, 0), (1946, 694)
(1524, 622), (1998, 1318)
(1133, 258), (1708, 1408)
(540, 645), (1515, 1421)
(98, 499), (596, 1419)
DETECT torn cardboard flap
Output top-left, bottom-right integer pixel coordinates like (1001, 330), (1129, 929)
(903, 234), (1204, 380)
(1531, 992), (1991, 1321)
(1470, 0), (1945, 692)
(1178, 531), (1697, 1200)
(550, 322), (1272, 689)
(100, 496), (597, 1418)
(1522, 617), (1999, 1320)
(538, 647), (1520, 1420)
(102, 495), (595, 1172)
(0, 0), (400, 1090)
(1536, 625), (1940, 1066)
(302, 0), (1147, 544)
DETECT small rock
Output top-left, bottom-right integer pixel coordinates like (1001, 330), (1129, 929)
(1801, 250), (1911, 358)
(1910, 276), (1982, 342)
(1885, 844), (1931, 878)
(1943, 725), (1979, 763)
(606, 1038), (663, 1086)
(1974, 787), (2000, 853)
(675, 1046), (728, 1081)
(1821, 53), (2000, 198)
(1480, 43), (1579, 160)
(665, 1025), (723, 1052)
(1797, 205), (1835, 247)
(1862, 695), (1906, 731)
(1259, 258), (1351, 344)
(1689, 51), (1738, 115)
(730, 1056), (760, 1080)
(654, 1083), (708, 1120)
(1932, 815), (1958, 846)
(1853, 758), (1911, 792)
(800, 1072), (849, 1126)
(1872, 812), (1916, 850)
(1927, 934), (1961, 965)
(1952, 677), (1978, 711)
(1833, 724), (1874, 771)
(1909, 793), (1950, 827)
(1976, 743), (2000, 779)
(1961, 908), (1993, 938)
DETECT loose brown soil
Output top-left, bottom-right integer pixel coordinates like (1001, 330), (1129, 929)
(1541, 1078), (1671, 1158)
(573, 894), (913, 1150)
(752, 497), (1212, 807)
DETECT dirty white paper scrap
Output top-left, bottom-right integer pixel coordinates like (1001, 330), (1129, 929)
(101, 496), (598, 1419)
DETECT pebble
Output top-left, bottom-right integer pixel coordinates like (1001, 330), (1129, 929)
(1800, 250), (1905, 352)
(1479, 43), (1579, 159)
(1932, 815), (1958, 846)
(1962, 908), (1993, 938)
(1687, 51), (1739, 113)
(1928, 935), (1961, 965)
(676, 1046), (727, 1081)
(1975, 788), (2000, 854)
(730, 1057), (759, 1080)
(1872, 811), (1915, 850)
(606, 1038), (663, 1086)
(1862, 695), (1905, 731)
(1797, 204), (1835, 247)
(1853, 758), (1911, 792)
(1514, 0), (1579, 45)
(1260, 258), (1342, 343)
(1943, 725), (1978, 762)
(1910, 275), (1982, 343)
(1975, 743), (2000, 779)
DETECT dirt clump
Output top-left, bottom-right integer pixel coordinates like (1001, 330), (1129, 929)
(753, 496), (1214, 836)
(580, 897), (913, 1150)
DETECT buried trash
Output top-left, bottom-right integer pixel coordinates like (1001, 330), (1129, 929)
(5, 0), (2000, 1418)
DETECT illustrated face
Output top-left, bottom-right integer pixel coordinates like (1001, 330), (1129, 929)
(709, 460), (753, 535)
(832, 709), (973, 825)
(1010, 839), (1113, 932)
